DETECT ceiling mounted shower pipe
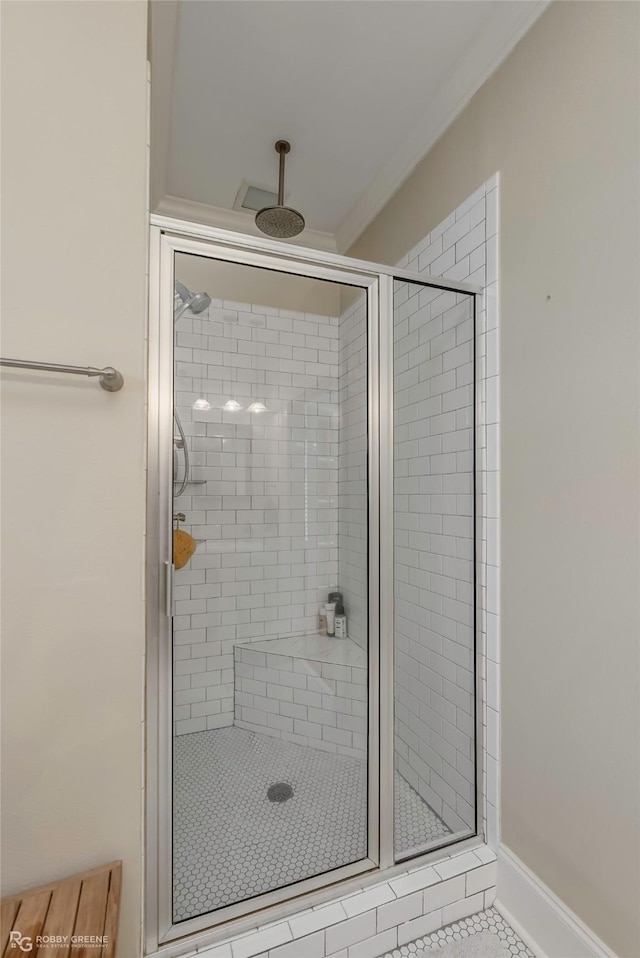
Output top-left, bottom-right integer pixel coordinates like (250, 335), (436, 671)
(255, 140), (305, 239)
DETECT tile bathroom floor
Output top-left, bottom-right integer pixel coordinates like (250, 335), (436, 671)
(173, 726), (450, 922)
(381, 907), (536, 957)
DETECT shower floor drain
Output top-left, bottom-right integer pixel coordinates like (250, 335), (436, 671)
(267, 782), (293, 803)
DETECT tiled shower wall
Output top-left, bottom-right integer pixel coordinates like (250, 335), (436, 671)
(171, 178), (500, 854)
(172, 302), (341, 734)
(234, 644), (368, 758)
(394, 284), (475, 833)
(393, 178), (498, 835)
(165, 178), (500, 958)
(337, 296), (369, 651)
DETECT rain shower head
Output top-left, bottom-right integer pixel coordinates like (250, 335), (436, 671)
(255, 141), (305, 239)
(174, 281), (212, 320)
(255, 205), (305, 239)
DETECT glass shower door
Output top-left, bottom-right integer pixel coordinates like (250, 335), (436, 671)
(169, 253), (374, 924)
(148, 224), (481, 949)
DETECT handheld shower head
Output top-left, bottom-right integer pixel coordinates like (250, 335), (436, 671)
(174, 281), (192, 304)
(173, 282), (211, 320)
(188, 292), (212, 314)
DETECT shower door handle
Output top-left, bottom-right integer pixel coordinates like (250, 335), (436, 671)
(165, 561), (175, 618)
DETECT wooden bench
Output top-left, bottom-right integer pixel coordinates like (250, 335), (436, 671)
(1, 862), (121, 958)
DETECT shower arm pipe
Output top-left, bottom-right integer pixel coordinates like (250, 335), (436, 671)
(0, 357), (124, 391)
(277, 143), (286, 206)
(173, 301), (191, 323)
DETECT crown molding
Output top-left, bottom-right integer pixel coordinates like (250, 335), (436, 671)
(334, 0), (550, 253)
(154, 195), (338, 253)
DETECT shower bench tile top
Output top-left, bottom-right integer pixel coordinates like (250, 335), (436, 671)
(234, 634), (368, 760)
(237, 634), (367, 668)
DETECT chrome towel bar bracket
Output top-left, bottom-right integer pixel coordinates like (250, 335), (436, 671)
(0, 357), (124, 392)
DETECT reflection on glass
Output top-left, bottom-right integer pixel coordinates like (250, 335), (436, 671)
(393, 279), (476, 860)
(171, 256), (369, 921)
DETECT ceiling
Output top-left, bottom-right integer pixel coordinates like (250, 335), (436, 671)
(151, 0), (547, 251)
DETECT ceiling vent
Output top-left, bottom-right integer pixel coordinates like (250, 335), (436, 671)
(233, 181), (286, 214)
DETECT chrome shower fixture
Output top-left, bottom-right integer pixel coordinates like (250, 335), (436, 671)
(173, 281), (212, 321)
(172, 280), (212, 497)
(255, 141), (305, 239)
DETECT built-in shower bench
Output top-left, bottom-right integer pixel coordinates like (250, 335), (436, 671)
(234, 634), (367, 759)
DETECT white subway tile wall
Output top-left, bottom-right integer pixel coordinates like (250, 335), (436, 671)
(195, 847), (497, 958)
(234, 640), (367, 758)
(481, 178), (500, 848)
(174, 176), (500, 958)
(172, 299), (344, 733)
(172, 288), (372, 734)
(393, 175), (499, 843)
(393, 282), (476, 837)
(337, 296), (369, 652)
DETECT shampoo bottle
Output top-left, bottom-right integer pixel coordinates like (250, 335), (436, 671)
(335, 603), (347, 639)
(325, 602), (336, 637)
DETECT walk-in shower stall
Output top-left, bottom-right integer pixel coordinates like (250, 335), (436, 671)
(146, 220), (481, 949)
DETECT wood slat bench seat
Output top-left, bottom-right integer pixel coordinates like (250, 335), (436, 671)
(1, 862), (121, 958)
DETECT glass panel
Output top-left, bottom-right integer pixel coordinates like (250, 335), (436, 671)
(393, 279), (476, 860)
(171, 255), (369, 921)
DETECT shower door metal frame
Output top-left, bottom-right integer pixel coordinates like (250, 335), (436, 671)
(146, 218), (483, 955)
(148, 224), (384, 949)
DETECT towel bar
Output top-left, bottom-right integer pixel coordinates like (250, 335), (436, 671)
(0, 357), (124, 391)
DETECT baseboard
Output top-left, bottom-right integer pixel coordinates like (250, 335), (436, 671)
(494, 901), (548, 958)
(496, 844), (617, 958)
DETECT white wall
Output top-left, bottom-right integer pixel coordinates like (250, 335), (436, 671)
(0, 3), (148, 955)
(349, 4), (640, 954)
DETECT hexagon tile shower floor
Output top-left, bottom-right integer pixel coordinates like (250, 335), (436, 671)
(172, 726), (450, 921)
(381, 908), (536, 957)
